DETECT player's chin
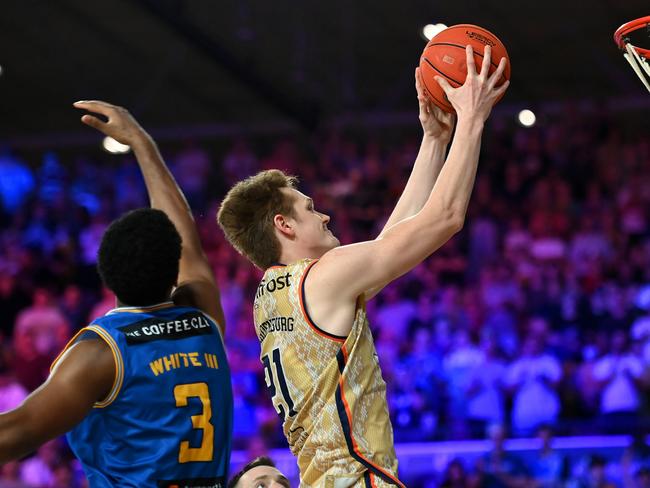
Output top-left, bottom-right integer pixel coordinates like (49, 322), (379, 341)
(320, 235), (339, 251)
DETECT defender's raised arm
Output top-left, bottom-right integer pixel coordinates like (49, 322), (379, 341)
(73, 101), (225, 333)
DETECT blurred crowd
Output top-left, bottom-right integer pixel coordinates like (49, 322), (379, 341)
(1, 105), (650, 486)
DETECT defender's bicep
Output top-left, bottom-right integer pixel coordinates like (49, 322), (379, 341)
(16, 339), (115, 448)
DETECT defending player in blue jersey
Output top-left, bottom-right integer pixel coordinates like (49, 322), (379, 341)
(0, 101), (233, 488)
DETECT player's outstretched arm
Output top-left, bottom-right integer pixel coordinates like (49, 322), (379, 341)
(73, 101), (225, 334)
(308, 46), (509, 336)
(365, 69), (455, 299)
(0, 339), (114, 463)
(378, 68), (454, 237)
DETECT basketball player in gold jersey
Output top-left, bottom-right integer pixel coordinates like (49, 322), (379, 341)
(218, 46), (509, 487)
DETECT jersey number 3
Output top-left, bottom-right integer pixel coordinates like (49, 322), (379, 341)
(262, 348), (297, 420)
(174, 382), (214, 463)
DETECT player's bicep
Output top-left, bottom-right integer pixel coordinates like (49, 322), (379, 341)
(314, 213), (457, 300)
(13, 340), (115, 450)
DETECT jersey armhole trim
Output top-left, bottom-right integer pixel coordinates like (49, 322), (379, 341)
(87, 325), (124, 408)
(50, 327), (92, 373)
(49, 324), (125, 409)
(299, 259), (347, 343)
(86, 325), (124, 408)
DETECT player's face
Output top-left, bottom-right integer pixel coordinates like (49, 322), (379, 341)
(237, 465), (290, 488)
(283, 189), (340, 256)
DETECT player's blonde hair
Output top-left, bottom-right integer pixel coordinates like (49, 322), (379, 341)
(217, 169), (298, 269)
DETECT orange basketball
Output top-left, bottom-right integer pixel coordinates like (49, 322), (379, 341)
(419, 24), (511, 113)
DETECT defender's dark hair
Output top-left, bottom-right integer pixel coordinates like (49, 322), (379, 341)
(97, 208), (181, 306)
(227, 456), (277, 488)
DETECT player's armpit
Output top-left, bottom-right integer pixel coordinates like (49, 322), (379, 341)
(0, 339), (114, 463)
(305, 210), (461, 335)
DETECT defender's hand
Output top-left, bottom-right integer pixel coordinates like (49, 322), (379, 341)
(416, 67), (455, 142)
(434, 45), (510, 122)
(73, 100), (150, 147)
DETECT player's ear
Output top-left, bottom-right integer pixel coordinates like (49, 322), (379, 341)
(273, 213), (295, 238)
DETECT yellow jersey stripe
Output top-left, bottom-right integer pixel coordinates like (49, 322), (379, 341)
(86, 325), (124, 408)
(49, 325), (125, 409)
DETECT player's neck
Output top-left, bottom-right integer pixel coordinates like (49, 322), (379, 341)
(278, 245), (322, 266)
(115, 296), (173, 309)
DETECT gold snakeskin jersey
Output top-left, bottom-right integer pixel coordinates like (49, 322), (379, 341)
(253, 258), (405, 487)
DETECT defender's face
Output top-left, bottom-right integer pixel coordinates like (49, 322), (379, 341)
(236, 465), (290, 488)
(284, 189), (340, 255)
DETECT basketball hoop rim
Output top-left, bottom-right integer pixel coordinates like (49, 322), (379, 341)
(614, 16), (650, 57)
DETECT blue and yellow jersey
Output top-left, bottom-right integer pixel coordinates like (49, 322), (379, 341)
(51, 301), (232, 488)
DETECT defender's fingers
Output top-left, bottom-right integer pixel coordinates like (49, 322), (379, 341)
(73, 100), (117, 116)
(465, 45), (477, 76)
(480, 45), (492, 79)
(80, 114), (108, 131)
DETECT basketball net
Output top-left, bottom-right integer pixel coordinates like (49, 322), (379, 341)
(615, 16), (650, 93)
(623, 42), (650, 92)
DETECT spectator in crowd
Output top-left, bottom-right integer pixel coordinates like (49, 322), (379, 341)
(0, 150), (35, 215)
(621, 434), (650, 488)
(444, 329), (483, 438)
(86, 286), (115, 322)
(0, 460), (29, 488)
(222, 138), (259, 186)
(19, 439), (62, 488)
(567, 455), (617, 488)
(0, 361), (28, 413)
(506, 332), (563, 436)
(592, 330), (644, 433)
(171, 143), (213, 208)
(11, 288), (70, 391)
(13, 288), (69, 358)
(440, 458), (476, 488)
(374, 284), (418, 337)
(0, 272), (29, 339)
(630, 295), (650, 366)
(530, 425), (568, 488)
(475, 423), (530, 488)
(632, 467), (650, 488)
(465, 336), (507, 438)
(59, 285), (87, 333)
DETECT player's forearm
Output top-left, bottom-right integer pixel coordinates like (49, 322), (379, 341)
(0, 410), (37, 463)
(422, 117), (484, 226)
(380, 135), (447, 235)
(130, 136), (208, 266)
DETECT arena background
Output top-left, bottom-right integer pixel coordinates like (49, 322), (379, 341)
(1, 1), (650, 486)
